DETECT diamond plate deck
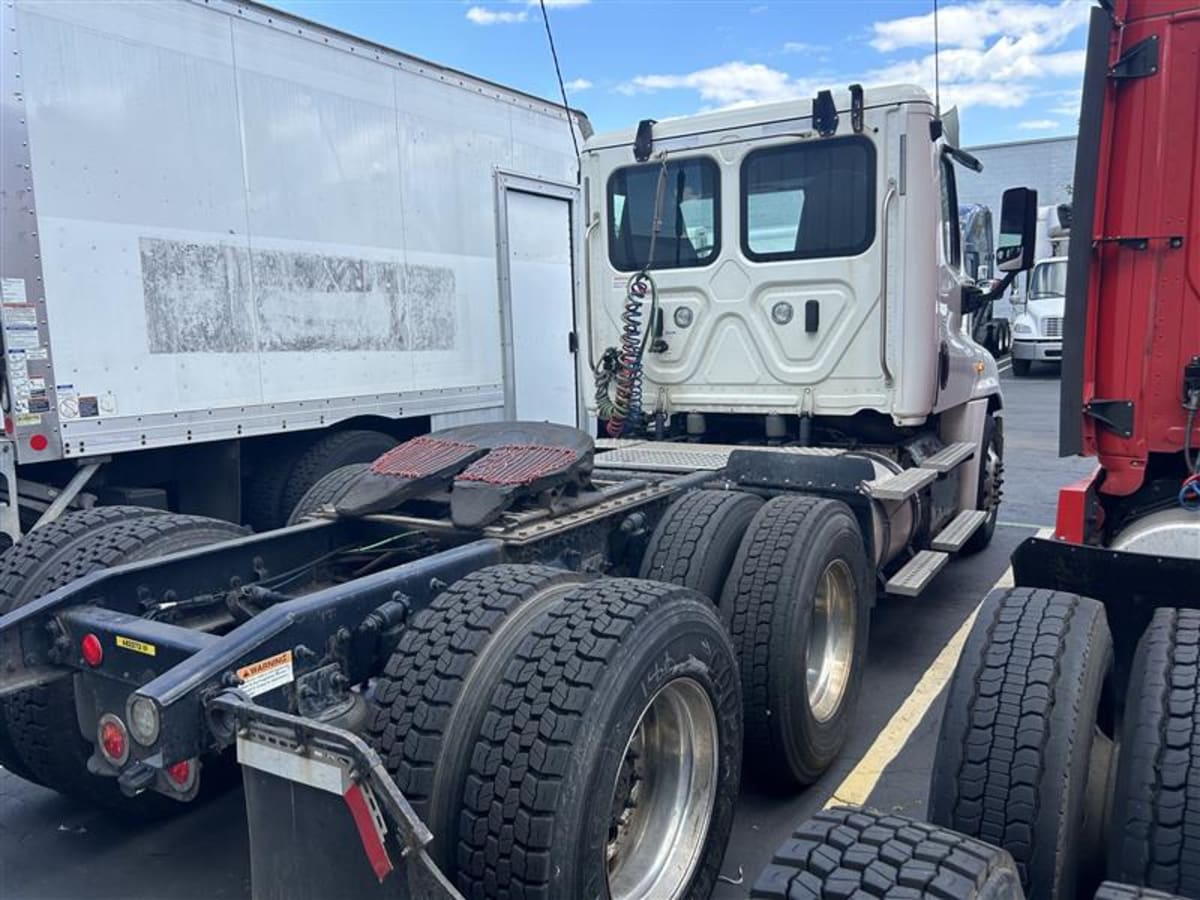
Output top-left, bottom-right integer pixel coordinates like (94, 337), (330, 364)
(920, 441), (975, 473)
(864, 466), (938, 500)
(885, 550), (950, 597)
(930, 509), (989, 551)
(593, 444), (845, 473)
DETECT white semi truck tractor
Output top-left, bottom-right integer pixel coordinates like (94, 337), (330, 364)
(0, 81), (1037, 900)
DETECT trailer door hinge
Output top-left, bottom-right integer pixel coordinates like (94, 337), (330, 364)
(1109, 35), (1159, 80)
(567, 331), (578, 353)
(1084, 398), (1135, 438)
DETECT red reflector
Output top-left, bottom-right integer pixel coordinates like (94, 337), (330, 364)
(29, 433), (48, 452)
(98, 717), (128, 766)
(81, 633), (103, 667)
(167, 759), (191, 787)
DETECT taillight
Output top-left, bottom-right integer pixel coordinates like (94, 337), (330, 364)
(81, 633), (103, 667)
(166, 758), (197, 792)
(97, 714), (129, 766)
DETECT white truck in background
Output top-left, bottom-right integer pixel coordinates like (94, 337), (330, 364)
(0, 0), (587, 542)
(1010, 204), (1070, 375)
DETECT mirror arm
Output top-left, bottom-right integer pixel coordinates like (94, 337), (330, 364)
(962, 269), (1019, 316)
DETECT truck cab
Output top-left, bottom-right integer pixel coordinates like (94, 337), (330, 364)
(579, 84), (1003, 443)
(1011, 254), (1067, 375)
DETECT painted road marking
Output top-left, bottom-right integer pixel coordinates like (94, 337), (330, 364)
(822, 527), (1053, 809)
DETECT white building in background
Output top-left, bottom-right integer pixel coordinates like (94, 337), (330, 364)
(957, 135), (1077, 319)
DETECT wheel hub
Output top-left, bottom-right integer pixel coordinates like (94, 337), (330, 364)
(605, 677), (719, 900)
(806, 559), (857, 724)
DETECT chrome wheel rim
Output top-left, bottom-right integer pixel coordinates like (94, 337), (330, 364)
(606, 677), (719, 900)
(806, 559), (857, 723)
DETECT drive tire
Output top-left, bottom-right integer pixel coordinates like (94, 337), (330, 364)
(719, 495), (871, 789)
(365, 564), (588, 871)
(1, 512), (247, 818)
(1095, 883), (1191, 900)
(455, 579), (742, 900)
(1108, 608), (1200, 896)
(962, 415), (1004, 554)
(279, 430), (397, 525)
(0, 505), (167, 783)
(752, 807), (1024, 899)
(929, 587), (1116, 900)
(287, 463), (369, 525)
(1012, 357), (1032, 377)
(243, 440), (305, 532)
(638, 489), (763, 600)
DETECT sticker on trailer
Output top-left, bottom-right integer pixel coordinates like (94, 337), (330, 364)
(3, 326), (41, 351)
(0, 304), (37, 328)
(236, 650), (295, 698)
(1, 278), (26, 304)
(15, 413), (41, 427)
(77, 395), (99, 418)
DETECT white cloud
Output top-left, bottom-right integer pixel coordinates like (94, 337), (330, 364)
(622, 0), (1090, 118)
(782, 41), (823, 54)
(565, 78), (593, 92)
(619, 62), (823, 107)
(466, 6), (528, 25)
(1019, 118), (1060, 129)
(870, 0), (1091, 51)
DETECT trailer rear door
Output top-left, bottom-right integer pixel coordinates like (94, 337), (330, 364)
(496, 175), (580, 426)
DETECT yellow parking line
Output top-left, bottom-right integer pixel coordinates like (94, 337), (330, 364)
(822, 527), (1053, 809)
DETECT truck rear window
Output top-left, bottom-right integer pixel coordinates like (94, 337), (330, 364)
(607, 158), (720, 271)
(741, 137), (875, 261)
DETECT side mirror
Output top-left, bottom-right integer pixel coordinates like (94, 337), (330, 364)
(995, 187), (1038, 273)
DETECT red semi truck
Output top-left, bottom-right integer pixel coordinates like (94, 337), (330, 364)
(929, 2), (1200, 899)
(755, 3), (1200, 900)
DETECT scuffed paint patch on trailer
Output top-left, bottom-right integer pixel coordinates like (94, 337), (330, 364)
(405, 264), (456, 350)
(141, 239), (255, 353)
(140, 238), (456, 353)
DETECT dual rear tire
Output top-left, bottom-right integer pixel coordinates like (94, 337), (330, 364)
(642, 489), (872, 791)
(367, 565), (742, 899)
(932, 590), (1200, 900)
(0, 507), (247, 817)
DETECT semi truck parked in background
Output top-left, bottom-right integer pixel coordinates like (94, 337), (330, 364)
(0, 0), (586, 542)
(1010, 205), (1071, 375)
(0, 72), (1037, 900)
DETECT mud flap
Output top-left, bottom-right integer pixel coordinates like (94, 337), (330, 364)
(242, 765), (394, 900)
(211, 692), (462, 900)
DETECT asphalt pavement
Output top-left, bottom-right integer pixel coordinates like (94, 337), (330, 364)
(0, 363), (1094, 900)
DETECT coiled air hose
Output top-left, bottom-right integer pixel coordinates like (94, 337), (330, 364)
(598, 158), (668, 437)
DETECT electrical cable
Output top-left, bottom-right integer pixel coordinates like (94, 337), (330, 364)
(538, 0), (580, 165)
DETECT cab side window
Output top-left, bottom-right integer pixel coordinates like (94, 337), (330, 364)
(940, 156), (962, 269)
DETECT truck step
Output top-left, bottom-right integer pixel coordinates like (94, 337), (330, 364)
(920, 441), (976, 473)
(885, 550), (950, 597)
(930, 509), (990, 552)
(864, 466), (937, 501)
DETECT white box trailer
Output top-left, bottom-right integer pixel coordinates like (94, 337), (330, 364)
(0, 0), (588, 539)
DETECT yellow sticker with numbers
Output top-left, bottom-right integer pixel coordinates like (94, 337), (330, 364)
(115, 635), (156, 656)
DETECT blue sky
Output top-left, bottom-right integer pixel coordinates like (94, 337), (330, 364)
(272, 0), (1092, 146)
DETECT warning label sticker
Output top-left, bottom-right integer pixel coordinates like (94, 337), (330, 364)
(1, 278), (27, 304)
(115, 635), (156, 657)
(236, 650), (294, 698)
